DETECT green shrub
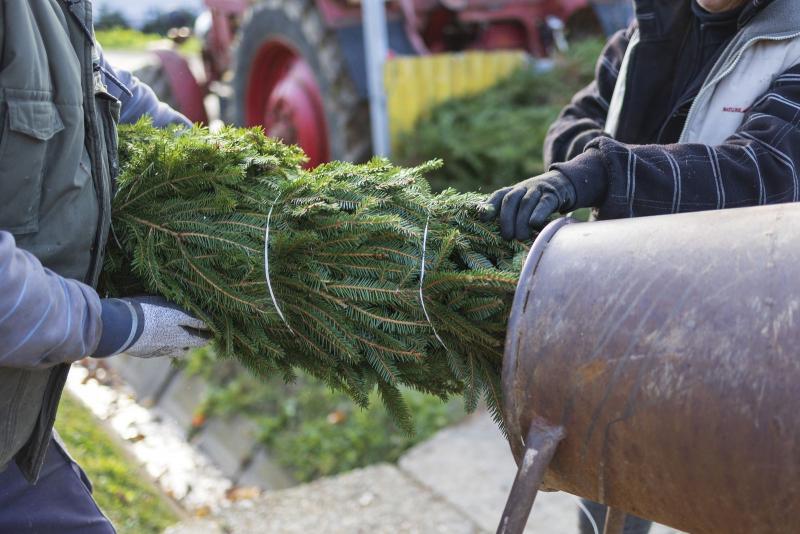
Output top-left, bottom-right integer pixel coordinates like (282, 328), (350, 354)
(95, 7), (130, 31)
(184, 349), (465, 482)
(141, 10), (197, 37)
(396, 39), (605, 193)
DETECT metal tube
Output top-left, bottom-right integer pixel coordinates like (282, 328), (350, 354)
(497, 419), (565, 534)
(603, 508), (627, 534)
(361, 0), (391, 157)
(501, 204), (800, 534)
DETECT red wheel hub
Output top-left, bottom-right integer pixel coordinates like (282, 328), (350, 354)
(245, 40), (330, 168)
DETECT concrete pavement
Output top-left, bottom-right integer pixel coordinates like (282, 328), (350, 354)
(165, 410), (684, 534)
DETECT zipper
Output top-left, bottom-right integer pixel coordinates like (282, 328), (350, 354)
(680, 31), (800, 142)
(605, 29), (640, 138)
(656, 100), (691, 143)
(63, 0), (108, 285)
(657, 19), (707, 143)
(85, 29), (112, 286)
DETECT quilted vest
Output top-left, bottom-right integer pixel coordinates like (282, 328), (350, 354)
(0, 0), (118, 482)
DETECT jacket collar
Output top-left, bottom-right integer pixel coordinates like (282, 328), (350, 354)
(738, 0), (774, 28)
(632, 0), (775, 41)
(729, 0), (800, 45)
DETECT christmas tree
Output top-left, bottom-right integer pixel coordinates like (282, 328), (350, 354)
(103, 121), (527, 430)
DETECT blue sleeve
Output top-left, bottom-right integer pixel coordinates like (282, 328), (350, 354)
(0, 232), (103, 368)
(97, 46), (192, 128)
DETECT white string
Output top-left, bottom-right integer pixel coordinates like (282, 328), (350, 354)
(419, 214), (449, 352)
(110, 221), (123, 250)
(576, 498), (600, 534)
(264, 195), (293, 332)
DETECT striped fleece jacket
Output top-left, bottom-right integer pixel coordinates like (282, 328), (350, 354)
(546, 0), (800, 220)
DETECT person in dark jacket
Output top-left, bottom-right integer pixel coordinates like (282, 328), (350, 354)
(482, 0), (800, 531)
(484, 0), (800, 237)
(0, 2), (209, 532)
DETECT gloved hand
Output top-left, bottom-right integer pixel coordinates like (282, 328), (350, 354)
(480, 170), (577, 241)
(93, 296), (211, 359)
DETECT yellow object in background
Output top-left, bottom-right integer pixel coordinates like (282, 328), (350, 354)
(384, 51), (530, 149)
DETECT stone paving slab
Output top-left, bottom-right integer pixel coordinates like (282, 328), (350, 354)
(237, 447), (295, 490)
(399, 410), (577, 533)
(192, 464), (478, 534)
(155, 372), (209, 427)
(398, 410), (682, 534)
(106, 354), (176, 404)
(163, 409), (686, 534)
(194, 416), (263, 478)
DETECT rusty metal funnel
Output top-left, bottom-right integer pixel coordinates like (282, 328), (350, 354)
(499, 204), (800, 534)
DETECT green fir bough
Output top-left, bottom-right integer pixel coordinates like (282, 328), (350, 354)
(103, 121), (526, 429)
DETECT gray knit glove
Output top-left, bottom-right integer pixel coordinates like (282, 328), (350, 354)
(93, 296), (211, 359)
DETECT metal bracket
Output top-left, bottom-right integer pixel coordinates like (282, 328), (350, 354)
(497, 419), (565, 534)
(603, 508), (628, 534)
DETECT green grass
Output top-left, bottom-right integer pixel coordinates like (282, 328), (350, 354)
(95, 27), (162, 51)
(55, 393), (179, 534)
(96, 27), (201, 55)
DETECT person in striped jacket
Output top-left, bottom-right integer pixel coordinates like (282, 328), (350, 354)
(482, 0), (800, 531)
(484, 0), (800, 238)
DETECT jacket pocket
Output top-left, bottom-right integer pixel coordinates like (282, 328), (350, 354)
(0, 91), (65, 235)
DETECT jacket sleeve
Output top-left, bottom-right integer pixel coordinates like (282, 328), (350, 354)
(97, 46), (192, 128)
(543, 27), (631, 168)
(553, 63), (800, 219)
(0, 232), (102, 368)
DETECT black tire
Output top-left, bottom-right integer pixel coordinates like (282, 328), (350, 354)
(233, 0), (370, 163)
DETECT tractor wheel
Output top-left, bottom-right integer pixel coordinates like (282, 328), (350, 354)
(233, 0), (370, 167)
(134, 50), (209, 124)
(135, 62), (180, 111)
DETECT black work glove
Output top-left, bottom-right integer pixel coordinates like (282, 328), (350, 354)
(480, 171), (577, 241)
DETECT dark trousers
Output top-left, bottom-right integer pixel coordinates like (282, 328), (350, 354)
(0, 435), (116, 534)
(579, 499), (652, 534)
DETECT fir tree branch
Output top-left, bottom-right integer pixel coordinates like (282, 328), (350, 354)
(102, 120), (528, 432)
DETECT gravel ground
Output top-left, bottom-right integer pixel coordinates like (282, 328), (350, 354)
(67, 363), (234, 513)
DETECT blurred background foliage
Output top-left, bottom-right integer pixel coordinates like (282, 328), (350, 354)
(95, 28), (165, 50)
(396, 38), (604, 193)
(184, 348), (465, 483)
(95, 27), (202, 54)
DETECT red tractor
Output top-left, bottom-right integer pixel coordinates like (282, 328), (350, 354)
(149, 0), (607, 167)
